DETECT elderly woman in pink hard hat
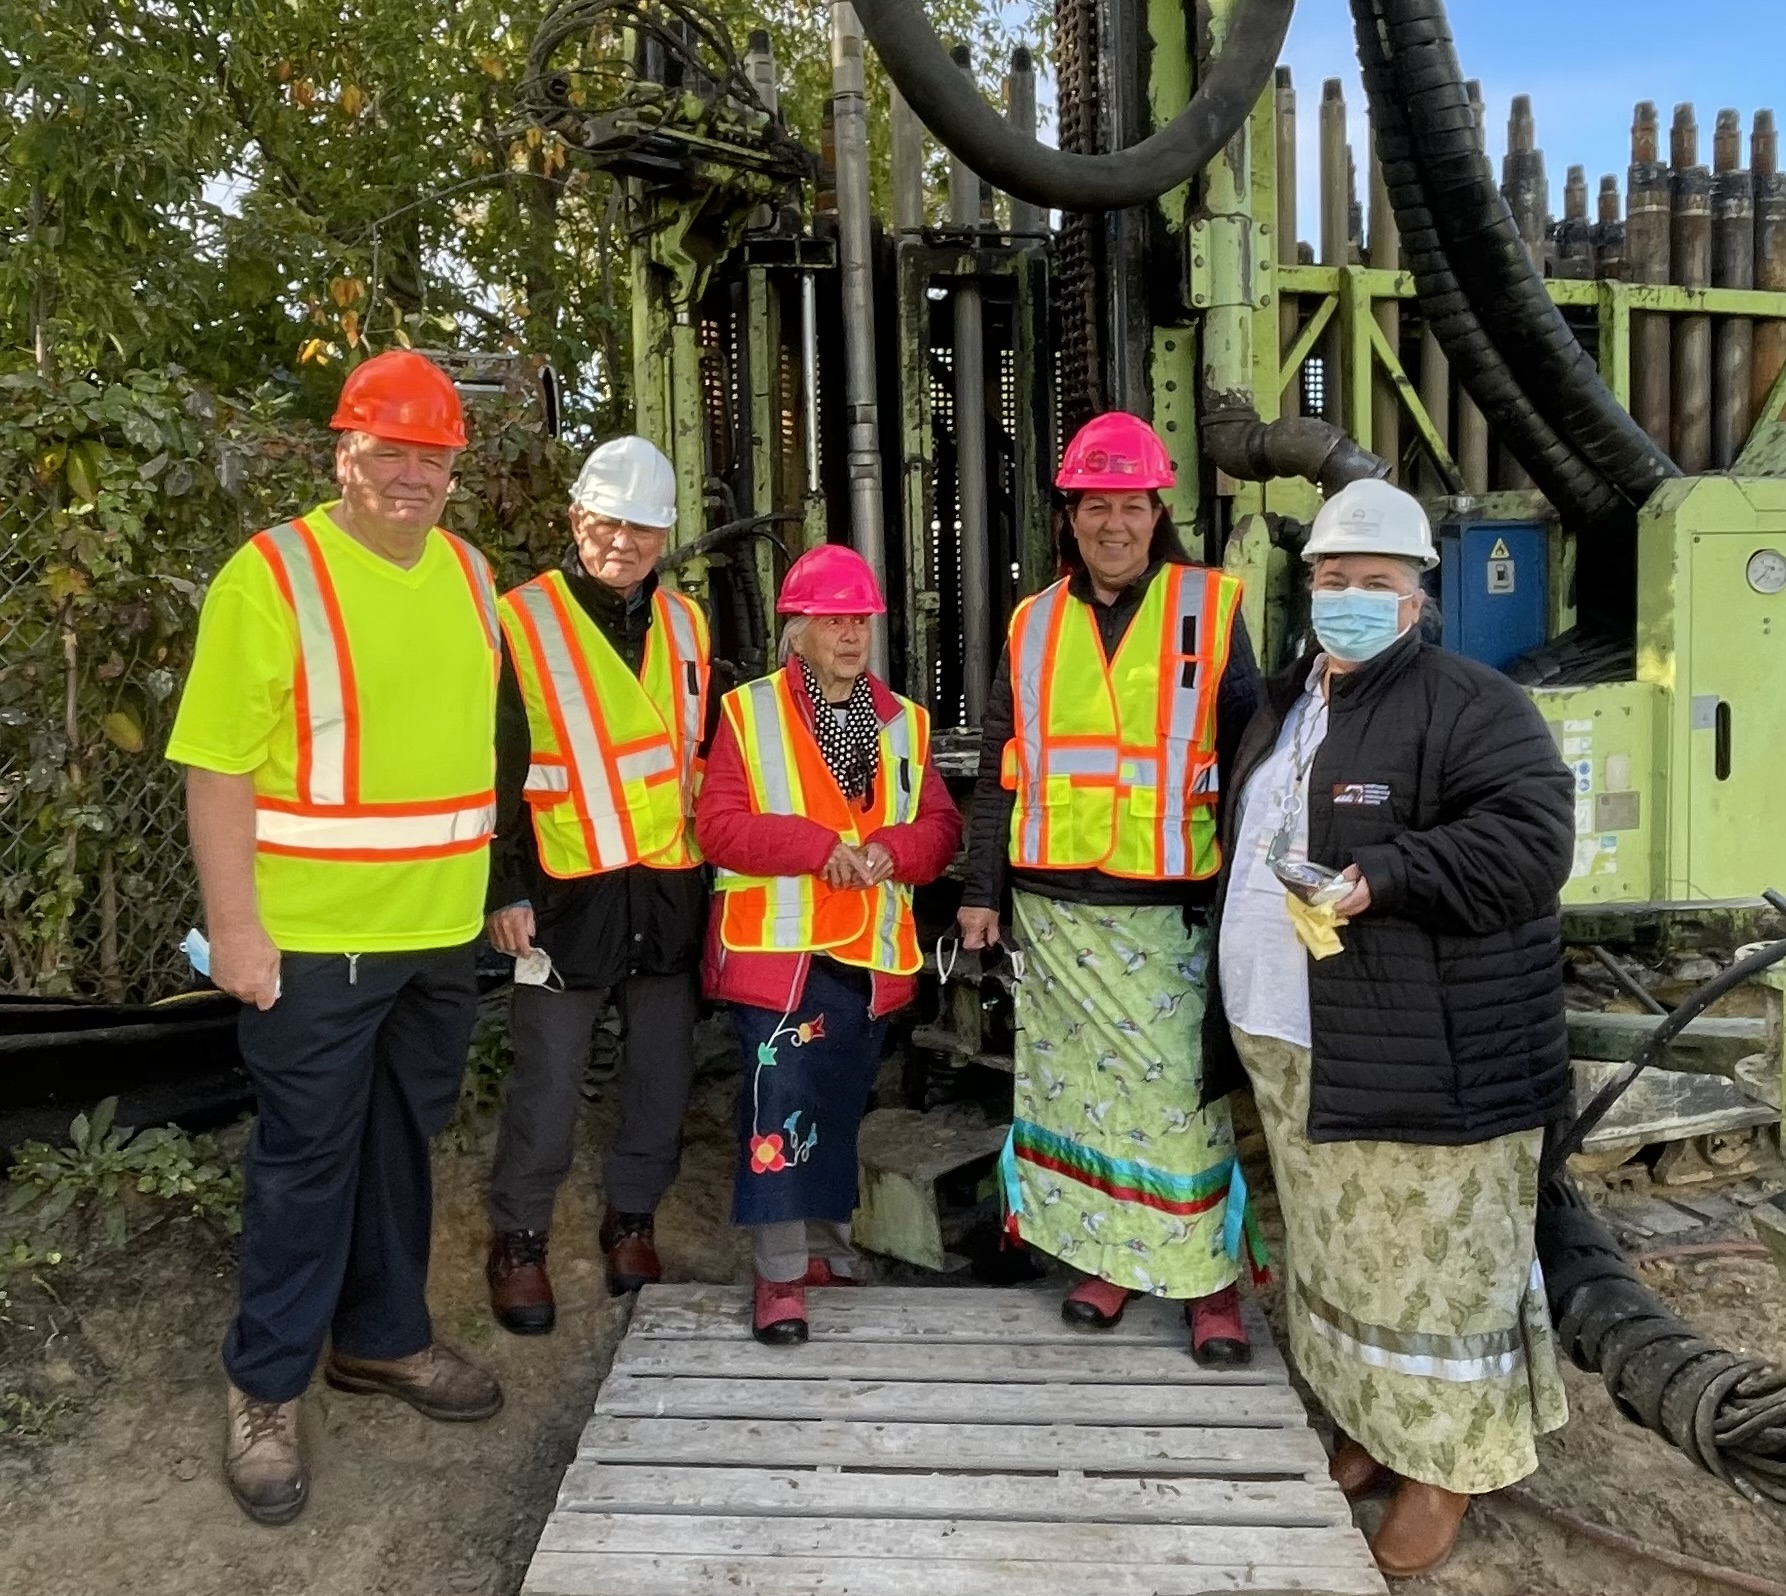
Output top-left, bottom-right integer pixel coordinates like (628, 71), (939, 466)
(695, 545), (961, 1343)
(957, 411), (1267, 1364)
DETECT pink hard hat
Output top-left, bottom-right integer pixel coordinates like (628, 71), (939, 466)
(1055, 411), (1175, 492)
(777, 544), (887, 616)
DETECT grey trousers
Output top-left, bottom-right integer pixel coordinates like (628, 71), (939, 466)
(752, 1219), (860, 1283)
(487, 971), (700, 1233)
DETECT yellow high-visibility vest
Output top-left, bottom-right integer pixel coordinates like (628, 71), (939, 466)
(999, 564), (1241, 880)
(499, 571), (710, 878)
(713, 669), (928, 976)
(250, 515), (500, 862)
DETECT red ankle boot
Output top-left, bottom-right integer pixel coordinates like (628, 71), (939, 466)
(753, 1275), (809, 1345)
(1061, 1276), (1135, 1328)
(1186, 1284), (1250, 1366)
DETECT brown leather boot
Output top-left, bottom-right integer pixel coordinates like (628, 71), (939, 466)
(1370, 1479), (1471, 1577)
(599, 1208), (661, 1297)
(487, 1229), (555, 1335)
(1329, 1438), (1395, 1500)
(324, 1343), (503, 1422)
(224, 1382), (307, 1526)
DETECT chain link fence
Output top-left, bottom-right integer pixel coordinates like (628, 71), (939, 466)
(1, 370), (569, 1005)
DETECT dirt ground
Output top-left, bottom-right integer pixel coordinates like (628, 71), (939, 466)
(2, 1022), (1785, 1596)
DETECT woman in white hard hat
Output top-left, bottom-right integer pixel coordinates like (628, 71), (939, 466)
(483, 436), (717, 1332)
(1211, 477), (1575, 1578)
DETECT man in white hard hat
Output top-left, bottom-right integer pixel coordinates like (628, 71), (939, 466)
(1210, 477), (1575, 1579)
(483, 437), (717, 1329)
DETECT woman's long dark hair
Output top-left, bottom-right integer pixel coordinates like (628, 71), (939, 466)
(1055, 489), (1196, 578)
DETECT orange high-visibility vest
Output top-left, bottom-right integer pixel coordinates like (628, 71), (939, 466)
(1000, 564), (1241, 880)
(249, 516), (500, 861)
(499, 571), (710, 878)
(713, 669), (928, 976)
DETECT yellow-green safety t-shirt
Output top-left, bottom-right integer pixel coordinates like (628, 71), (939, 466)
(166, 503), (498, 952)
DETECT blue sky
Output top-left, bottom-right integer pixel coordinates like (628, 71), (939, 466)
(1278, 0), (1786, 246)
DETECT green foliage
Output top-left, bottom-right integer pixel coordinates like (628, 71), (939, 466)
(0, 1236), (64, 1320)
(3, 1096), (242, 1246)
(0, 1389), (67, 1441)
(446, 1008), (517, 1150)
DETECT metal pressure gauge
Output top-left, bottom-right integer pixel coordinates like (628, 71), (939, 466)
(1746, 548), (1786, 595)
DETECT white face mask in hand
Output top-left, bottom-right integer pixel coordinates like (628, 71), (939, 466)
(512, 947), (564, 991)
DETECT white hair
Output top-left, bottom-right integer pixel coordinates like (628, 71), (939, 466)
(778, 615), (813, 665)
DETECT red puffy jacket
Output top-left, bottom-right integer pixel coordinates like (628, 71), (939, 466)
(695, 668), (961, 1019)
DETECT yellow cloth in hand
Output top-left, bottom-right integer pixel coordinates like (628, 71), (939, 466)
(1284, 892), (1349, 959)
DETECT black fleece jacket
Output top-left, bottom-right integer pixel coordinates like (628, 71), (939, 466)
(488, 550), (722, 989)
(959, 561), (1261, 914)
(1205, 632), (1576, 1143)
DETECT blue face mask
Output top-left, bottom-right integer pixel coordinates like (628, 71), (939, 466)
(1310, 587), (1407, 663)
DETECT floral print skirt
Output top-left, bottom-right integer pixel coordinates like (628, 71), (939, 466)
(1234, 1027), (1569, 1495)
(730, 959), (887, 1227)
(1005, 893), (1245, 1301)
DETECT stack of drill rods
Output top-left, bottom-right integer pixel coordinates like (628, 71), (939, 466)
(1281, 71), (1784, 486)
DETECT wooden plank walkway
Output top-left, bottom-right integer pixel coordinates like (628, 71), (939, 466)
(522, 1284), (1387, 1596)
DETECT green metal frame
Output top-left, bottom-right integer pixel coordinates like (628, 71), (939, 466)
(1275, 264), (1786, 479)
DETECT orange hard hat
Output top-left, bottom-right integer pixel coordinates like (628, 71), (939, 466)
(777, 544), (886, 616)
(329, 350), (467, 449)
(1056, 411), (1175, 492)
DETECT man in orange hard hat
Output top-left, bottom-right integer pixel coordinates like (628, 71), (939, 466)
(167, 350), (505, 1526)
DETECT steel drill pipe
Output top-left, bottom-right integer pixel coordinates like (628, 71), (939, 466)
(1320, 78), (1350, 426)
(849, 0), (1293, 211)
(949, 43), (991, 728)
(1712, 109), (1755, 468)
(1754, 111), (1786, 425)
(1005, 47), (1043, 237)
(1629, 102), (1673, 451)
(1594, 174), (1627, 280)
(1456, 78), (1491, 494)
(1369, 117), (1402, 474)
(1556, 164), (1595, 279)
(1672, 154), (1714, 474)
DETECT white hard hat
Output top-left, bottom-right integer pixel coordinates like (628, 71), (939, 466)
(1303, 478), (1438, 570)
(570, 436), (677, 529)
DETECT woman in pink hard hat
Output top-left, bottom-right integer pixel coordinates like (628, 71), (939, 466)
(957, 411), (1266, 1363)
(695, 545), (961, 1343)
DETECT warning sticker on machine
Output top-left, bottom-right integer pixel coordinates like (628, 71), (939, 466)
(1489, 537), (1511, 559)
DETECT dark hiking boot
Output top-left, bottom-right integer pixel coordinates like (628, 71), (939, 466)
(324, 1343), (503, 1422)
(224, 1382), (307, 1526)
(487, 1229), (555, 1335)
(1186, 1284), (1251, 1367)
(1061, 1276), (1135, 1328)
(599, 1208), (662, 1297)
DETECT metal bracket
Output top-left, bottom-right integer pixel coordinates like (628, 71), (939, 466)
(1187, 213), (1267, 311)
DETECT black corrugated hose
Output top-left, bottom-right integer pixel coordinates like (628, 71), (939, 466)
(1354, 0), (1680, 512)
(850, 0), (1294, 212)
(1536, 1176), (1786, 1505)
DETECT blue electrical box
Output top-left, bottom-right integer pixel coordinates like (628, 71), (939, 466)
(1437, 519), (1550, 670)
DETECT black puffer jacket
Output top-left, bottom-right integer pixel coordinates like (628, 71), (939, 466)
(1207, 632), (1575, 1144)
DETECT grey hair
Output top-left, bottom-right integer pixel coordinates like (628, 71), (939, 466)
(1312, 552), (1424, 593)
(778, 614), (813, 665)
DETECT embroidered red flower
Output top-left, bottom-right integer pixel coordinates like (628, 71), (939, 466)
(794, 1015), (826, 1044)
(749, 1134), (788, 1174)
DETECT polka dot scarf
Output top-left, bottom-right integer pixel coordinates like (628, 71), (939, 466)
(798, 656), (881, 802)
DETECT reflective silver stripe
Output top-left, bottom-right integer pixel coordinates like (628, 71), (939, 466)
(1157, 569), (1210, 876)
(447, 534), (500, 649)
(256, 799), (495, 854)
(660, 593), (704, 797)
(260, 522), (349, 806)
(1011, 584), (1067, 863)
(616, 744), (677, 782)
(524, 765), (570, 794)
(736, 676), (808, 948)
(513, 581), (629, 866)
(1045, 746), (1120, 778)
(1295, 1275), (1526, 1384)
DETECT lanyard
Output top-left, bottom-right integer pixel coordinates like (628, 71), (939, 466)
(1267, 687), (1326, 857)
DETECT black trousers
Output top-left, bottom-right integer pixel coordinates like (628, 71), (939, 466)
(486, 971), (700, 1233)
(222, 944), (478, 1404)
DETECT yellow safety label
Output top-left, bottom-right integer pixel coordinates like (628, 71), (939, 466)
(1488, 536), (1511, 560)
